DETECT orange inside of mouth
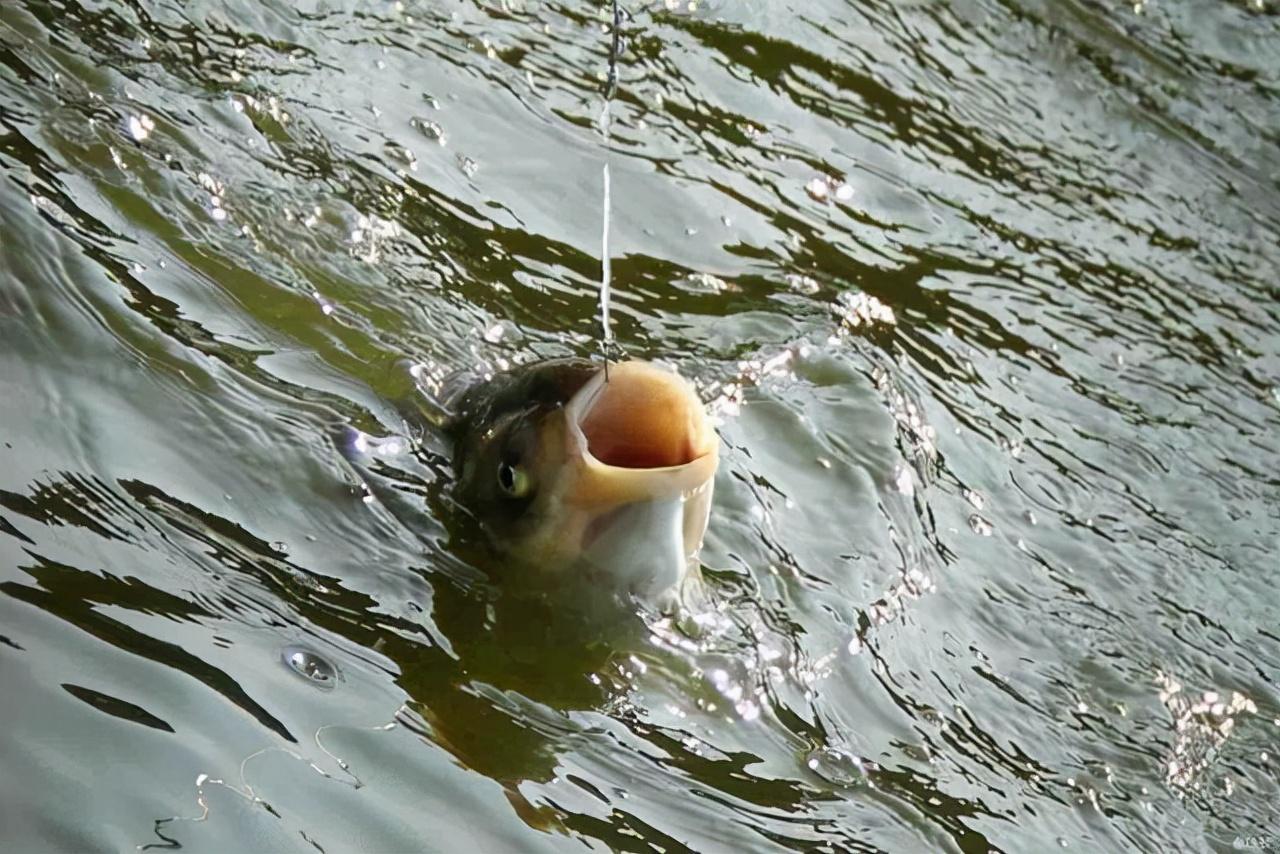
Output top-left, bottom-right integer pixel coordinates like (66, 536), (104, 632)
(578, 363), (710, 470)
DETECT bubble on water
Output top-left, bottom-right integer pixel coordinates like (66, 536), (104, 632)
(458, 155), (478, 178)
(963, 488), (985, 509)
(126, 114), (155, 142)
(347, 429), (408, 459)
(968, 514), (994, 536)
(411, 118), (446, 145)
(270, 541), (289, 554)
(805, 175), (854, 203)
(281, 646), (337, 689)
(805, 746), (874, 787)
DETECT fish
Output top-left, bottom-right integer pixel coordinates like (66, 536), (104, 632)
(444, 357), (719, 603)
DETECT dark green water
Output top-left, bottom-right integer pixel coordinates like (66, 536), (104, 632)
(2, 0), (1278, 851)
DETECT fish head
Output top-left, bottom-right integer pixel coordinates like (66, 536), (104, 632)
(448, 358), (718, 599)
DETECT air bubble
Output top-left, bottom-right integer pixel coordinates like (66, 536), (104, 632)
(805, 746), (873, 787)
(281, 646), (337, 689)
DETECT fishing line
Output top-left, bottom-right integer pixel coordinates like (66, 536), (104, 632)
(599, 0), (624, 381)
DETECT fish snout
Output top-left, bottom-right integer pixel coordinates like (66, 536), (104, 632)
(558, 361), (718, 594)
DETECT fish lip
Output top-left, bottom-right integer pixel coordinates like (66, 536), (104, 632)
(578, 495), (690, 597)
(562, 361), (718, 505)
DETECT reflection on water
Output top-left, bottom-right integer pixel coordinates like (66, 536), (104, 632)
(1, 0), (1278, 851)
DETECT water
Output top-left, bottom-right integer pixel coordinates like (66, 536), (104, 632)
(1, 0), (1278, 851)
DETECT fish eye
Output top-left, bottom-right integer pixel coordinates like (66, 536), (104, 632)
(497, 461), (531, 498)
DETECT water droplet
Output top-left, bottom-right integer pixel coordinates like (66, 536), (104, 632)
(281, 646), (337, 689)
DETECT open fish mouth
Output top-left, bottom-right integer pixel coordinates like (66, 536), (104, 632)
(558, 361), (718, 596)
(564, 361), (719, 501)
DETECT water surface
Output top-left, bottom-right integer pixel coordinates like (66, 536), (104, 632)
(1, 0), (1278, 851)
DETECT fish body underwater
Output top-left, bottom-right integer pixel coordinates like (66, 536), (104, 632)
(443, 358), (718, 604)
